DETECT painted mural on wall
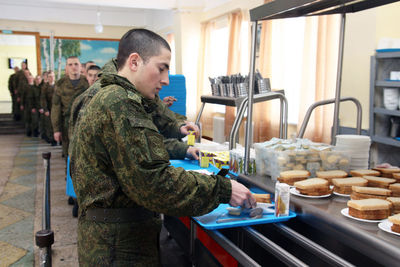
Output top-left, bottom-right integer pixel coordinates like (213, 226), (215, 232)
(40, 38), (119, 78)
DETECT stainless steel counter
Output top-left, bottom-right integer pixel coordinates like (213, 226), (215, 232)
(237, 174), (400, 266)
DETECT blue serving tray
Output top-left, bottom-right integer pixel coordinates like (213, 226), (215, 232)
(194, 204), (296, 230)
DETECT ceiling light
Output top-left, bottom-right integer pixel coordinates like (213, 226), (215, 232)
(95, 11), (103, 34)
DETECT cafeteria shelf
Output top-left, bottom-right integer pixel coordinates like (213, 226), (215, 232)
(373, 107), (400, 117)
(371, 135), (400, 147)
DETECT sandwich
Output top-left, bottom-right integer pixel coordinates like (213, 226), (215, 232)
(387, 197), (400, 214)
(388, 213), (400, 233)
(316, 170), (348, 185)
(277, 170), (310, 186)
(389, 183), (400, 197)
(332, 177), (368, 195)
(350, 169), (380, 177)
(372, 167), (400, 178)
(253, 193), (271, 203)
(363, 176), (397, 188)
(294, 178), (331, 196)
(347, 199), (391, 220)
(350, 186), (391, 200)
(392, 173), (400, 182)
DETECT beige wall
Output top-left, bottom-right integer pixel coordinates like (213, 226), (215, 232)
(341, 2), (400, 130)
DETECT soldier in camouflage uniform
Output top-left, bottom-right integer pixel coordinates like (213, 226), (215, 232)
(69, 58), (199, 160)
(8, 67), (20, 121)
(70, 29), (255, 266)
(51, 56), (88, 157)
(15, 62), (29, 122)
(21, 73), (40, 137)
(40, 71), (56, 145)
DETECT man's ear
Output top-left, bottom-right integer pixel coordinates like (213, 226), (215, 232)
(128, 53), (141, 71)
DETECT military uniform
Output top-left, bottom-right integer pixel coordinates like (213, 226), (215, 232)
(21, 83), (40, 136)
(14, 70), (28, 121)
(69, 59), (189, 159)
(51, 76), (88, 156)
(8, 73), (19, 120)
(70, 73), (231, 266)
(41, 82), (55, 143)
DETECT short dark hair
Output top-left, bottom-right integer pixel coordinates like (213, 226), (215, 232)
(67, 56), (79, 62)
(117, 28), (171, 70)
(87, 65), (101, 71)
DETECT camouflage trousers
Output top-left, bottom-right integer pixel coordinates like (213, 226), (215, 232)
(43, 114), (54, 142)
(78, 216), (162, 266)
(24, 109), (39, 135)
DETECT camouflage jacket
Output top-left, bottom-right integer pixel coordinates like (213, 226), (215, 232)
(70, 73), (231, 218)
(40, 83), (55, 112)
(51, 76), (88, 132)
(21, 84), (39, 110)
(69, 58), (189, 159)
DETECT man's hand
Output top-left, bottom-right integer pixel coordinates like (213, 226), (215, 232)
(44, 111), (50, 116)
(163, 96), (177, 107)
(229, 180), (256, 209)
(20, 105), (24, 111)
(186, 147), (199, 160)
(39, 108), (44, 114)
(31, 108), (36, 113)
(180, 121), (200, 137)
(54, 132), (62, 142)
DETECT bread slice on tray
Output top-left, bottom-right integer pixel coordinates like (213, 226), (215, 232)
(363, 176), (397, 188)
(350, 169), (380, 177)
(294, 178), (331, 196)
(347, 198), (391, 220)
(350, 186), (391, 200)
(277, 170), (310, 186)
(387, 197), (400, 214)
(388, 213), (400, 233)
(316, 170), (348, 185)
(389, 183), (400, 197)
(372, 167), (400, 178)
(332, 177), (368, 195)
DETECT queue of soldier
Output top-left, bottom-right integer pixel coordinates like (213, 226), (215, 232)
(7, 59), (101, 148)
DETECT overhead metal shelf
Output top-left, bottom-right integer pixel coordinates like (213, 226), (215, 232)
(250, 0), (400, 21)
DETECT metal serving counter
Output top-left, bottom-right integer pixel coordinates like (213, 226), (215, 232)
(237, 174), (400, 266)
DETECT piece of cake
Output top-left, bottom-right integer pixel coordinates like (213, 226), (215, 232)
(294, 178), (331, 196)
(350, 186), (391, 200)
(347, 199), (391, 220)
(332, 177), (368, 195)
(277, 170), (310, 186)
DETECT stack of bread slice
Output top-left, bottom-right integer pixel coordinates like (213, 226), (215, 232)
(350, 186), (391, 200)
(350, 169), (380, 177)
(347, 199), (391, 220)
(332, 177), (367, 195)
(278, 170), (310, 186)
(316, 170), (348, 185)
(363, 176), (397, 188)
(372, 167), (400, 178)
(388, 214), (400, 233)
(253, 193), (271, 203)
(293, 178), (331, 196)
(389, 183), (400, 197)
(387, 197), (400, 214)
(393, 173), (400, 182)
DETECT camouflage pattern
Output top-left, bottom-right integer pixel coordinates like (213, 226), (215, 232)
(70, 73), (231, 266)
(51, 76), (88, 155)
(21, 84), (40, 135)
(41, 83), (55, 142)
(69, 58), (189, 158)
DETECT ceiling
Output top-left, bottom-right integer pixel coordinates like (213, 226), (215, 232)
(0, 0), (231, 31)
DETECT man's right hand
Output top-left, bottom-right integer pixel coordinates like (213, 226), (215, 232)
(229, 180), (256, 209)
(44, 111), (50, 116)
(54, 132), (62, 142)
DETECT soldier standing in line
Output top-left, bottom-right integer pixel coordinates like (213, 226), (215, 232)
(41, 71), (56, 145)
(21, 72), (39, 137)
(71, 28), (255, 266)
(38, 71), (48, 140)
(85, 65), (100, 86)
(8, 66), (20, 121)
(31, 75), (42, 137)
(51, 56), (88, 158)
(15, 61), (29, 122)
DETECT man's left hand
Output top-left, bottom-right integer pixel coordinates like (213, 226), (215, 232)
(186, 147), (200, 160)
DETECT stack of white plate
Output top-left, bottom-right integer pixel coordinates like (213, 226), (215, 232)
(335, 135), (371, 170)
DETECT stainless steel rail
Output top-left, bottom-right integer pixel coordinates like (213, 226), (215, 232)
(229, 92), (288, 150)
(272, 223), (355, 267)
(204, 229), (261, 267)
(297, 97), (362, 141)
(35, 152), (54, 267)
(243, 226), (308, 267)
